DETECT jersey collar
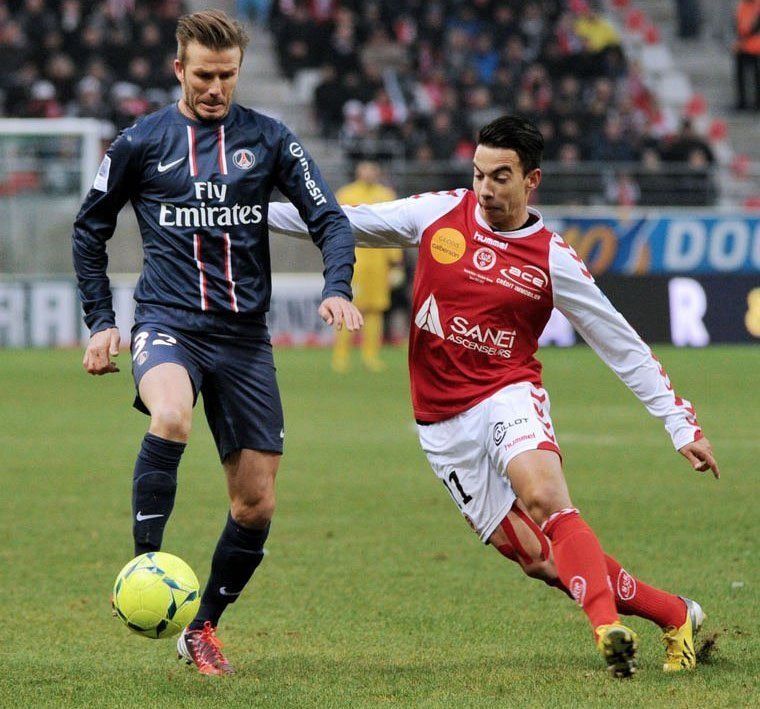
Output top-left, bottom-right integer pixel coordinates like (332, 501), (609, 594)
(474, 204), (545, 239)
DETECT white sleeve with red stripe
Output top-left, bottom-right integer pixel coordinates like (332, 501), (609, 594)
(268, 189), (467, 247)
(548, 235), (702, 451)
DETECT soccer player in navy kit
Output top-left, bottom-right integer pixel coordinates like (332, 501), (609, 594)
(72, 10), (362, 675)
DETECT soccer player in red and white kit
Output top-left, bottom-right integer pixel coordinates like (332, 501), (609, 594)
(268, 116), (720, 677)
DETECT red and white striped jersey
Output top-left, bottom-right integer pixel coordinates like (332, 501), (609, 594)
(268, 189), (702, 450)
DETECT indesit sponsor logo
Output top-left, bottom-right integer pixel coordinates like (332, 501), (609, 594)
(497, 264), (548, 301)
(289, 142), (327, 206)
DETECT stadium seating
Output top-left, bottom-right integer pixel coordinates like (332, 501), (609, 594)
(269, 0), (729, 206)
(0, 0), (187, 130)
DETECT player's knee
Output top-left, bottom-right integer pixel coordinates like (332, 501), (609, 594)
(231, 494), (275, 528)
(521, 486), (568, 526)
(150, 405), (192, 441)
(521, 557), (557, 583)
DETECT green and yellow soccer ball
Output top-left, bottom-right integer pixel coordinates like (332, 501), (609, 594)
(112, 552), (200, 639)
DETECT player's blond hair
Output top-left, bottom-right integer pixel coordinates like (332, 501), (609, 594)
(176, 9), (249, 64)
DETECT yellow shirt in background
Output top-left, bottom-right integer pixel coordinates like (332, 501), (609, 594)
(574, 15), (620, 53)
(336, 180), (403, 312)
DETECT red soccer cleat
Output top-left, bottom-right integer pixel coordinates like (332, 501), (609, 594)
(177, 621), (235, 675)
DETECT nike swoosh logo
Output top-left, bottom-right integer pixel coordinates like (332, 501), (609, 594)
(135, 511), (164, 521)
(157, 157), (186, 173)
(219, 587), (242, 596)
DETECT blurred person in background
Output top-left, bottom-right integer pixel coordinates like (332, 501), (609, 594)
(572, 1), (621, 56)
(332, 161), (402, 373)
(674, 0), (703, 39)
(661, 117), (715, 164)
(734, 0), (760, 110)
(237, 0), (272, 28)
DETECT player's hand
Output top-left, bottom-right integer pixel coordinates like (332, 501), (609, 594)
(318, 296), (364, 332)
(83, 327), (121, 375)
(679, 436), (720, 479)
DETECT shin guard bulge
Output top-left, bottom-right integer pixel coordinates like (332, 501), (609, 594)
(132, 433), (185, 555)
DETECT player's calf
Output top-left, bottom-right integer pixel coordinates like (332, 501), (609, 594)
(132, 433), (186, 555)
(490, 501), (557, 583)
(189, 513), (270, 631)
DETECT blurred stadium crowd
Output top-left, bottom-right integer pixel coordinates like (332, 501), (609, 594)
(0, 0), (741, 206)
(0, 0), (186, 129)
(269, 0), (719, 205)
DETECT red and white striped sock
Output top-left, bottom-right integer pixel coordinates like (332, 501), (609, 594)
(543, 508), (619, 631)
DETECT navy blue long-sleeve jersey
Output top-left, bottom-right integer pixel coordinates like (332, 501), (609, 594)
(72, 103), (354, 335)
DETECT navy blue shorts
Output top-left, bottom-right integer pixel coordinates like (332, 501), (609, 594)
(130, 322), (284, 461)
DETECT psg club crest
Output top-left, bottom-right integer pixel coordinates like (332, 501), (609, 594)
(232, 148), (255, 170)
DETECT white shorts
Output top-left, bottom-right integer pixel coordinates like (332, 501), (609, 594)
(417, 382), (561, 543)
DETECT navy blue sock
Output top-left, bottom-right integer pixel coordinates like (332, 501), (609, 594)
(190, 513), (270, 629)
(132, 433), (185, 555)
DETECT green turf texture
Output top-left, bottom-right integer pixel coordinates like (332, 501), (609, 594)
(1, 345), (758, 707)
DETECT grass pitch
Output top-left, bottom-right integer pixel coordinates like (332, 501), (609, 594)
(1, 345), (758, 707)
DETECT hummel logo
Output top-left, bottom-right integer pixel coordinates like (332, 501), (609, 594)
(157, 157), (185, 173)
(219, 587), (242, 596)
(414, 294), (445, 338)
(135, 511), (164, 521)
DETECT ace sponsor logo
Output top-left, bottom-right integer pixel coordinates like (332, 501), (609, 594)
(496, 264), (548, 301)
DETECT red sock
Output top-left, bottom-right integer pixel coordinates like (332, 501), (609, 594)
(543, 509), (618, 630)
(604, 554), (687, 629)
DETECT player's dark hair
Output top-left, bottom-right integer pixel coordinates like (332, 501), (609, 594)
(176, 9), (249, 63)
(477, 116), (544, 174)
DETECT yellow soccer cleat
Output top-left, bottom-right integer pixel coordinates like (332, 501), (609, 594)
(595, 622), (638, 678)
(662, 597), (705, 672)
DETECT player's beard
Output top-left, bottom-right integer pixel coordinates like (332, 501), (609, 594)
(183, 84), (231, 122)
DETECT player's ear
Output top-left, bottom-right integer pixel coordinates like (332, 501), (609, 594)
(525, 168), (541, 191)
(173, 58), (185, 83)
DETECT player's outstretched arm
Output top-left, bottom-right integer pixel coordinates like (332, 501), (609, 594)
(83, 327), (121, 375)
(318, 296), (363, 332)
(549, 237), (709, 461)
(679, 436), (720, 478)
(268, 199), (425, 248)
